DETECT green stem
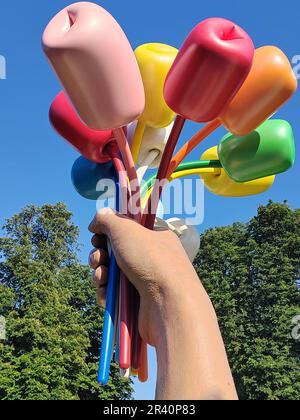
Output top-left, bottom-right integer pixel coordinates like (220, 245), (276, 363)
(141, 160), (222, 198)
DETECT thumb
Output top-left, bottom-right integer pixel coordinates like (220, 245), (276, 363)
(88, 208), (119, 237)
(89, 208), (137, 241)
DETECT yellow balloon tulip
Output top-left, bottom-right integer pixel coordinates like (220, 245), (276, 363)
(200, 147), (275, 197)
(132, 43), (178, 163)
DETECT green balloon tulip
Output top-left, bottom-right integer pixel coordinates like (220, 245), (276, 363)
(218, 119), (295, 183)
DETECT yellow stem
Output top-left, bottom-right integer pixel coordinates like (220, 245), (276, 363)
(141, 168), (221, 209)
(131, 121), (146, 165)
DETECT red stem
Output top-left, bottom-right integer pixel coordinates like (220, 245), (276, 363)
(143, 115), (186, 230)
(113, 128), (142, 223)
(111, 153), (132, 371)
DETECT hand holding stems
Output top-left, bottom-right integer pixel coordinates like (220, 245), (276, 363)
(89, 209), (238, 400)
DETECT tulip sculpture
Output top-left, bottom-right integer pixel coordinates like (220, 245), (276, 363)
(43, 2), (297, 386)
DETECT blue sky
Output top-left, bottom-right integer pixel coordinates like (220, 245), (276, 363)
(0, 0), (299, 400)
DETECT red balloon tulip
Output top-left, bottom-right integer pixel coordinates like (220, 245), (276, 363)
(164, 18), (255, 122)
(49, 91), (119, 163)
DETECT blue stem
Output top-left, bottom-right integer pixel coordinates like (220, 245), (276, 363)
(98, 182), (120, 385)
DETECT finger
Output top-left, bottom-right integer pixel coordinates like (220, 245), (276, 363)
(91, 234), (108, 250)
(97, 286), (107, 307)
(89, 208), (117, 235)
(89, 209), (141, 240)
(93, 265), (109, 289)
(89, 248), (110, 269)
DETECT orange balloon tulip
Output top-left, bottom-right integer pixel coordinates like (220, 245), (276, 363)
(221, 46), (297, 136)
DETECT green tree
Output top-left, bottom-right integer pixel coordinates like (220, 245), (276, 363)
(195, 201), (300, 400)
(0, 203), (132, 401)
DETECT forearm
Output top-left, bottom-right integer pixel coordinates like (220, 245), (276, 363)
(153, 277), (238, 400)
(89, 212), (237, 399)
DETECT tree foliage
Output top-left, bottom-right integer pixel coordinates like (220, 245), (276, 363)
(195, 201), (300, 400)
(1, 201), (299, 400)
(0, 203), (132, 401)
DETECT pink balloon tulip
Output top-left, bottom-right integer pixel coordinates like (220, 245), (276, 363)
(42, 2), (145, 131)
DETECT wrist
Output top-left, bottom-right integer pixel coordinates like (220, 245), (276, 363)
(149, 273), (212, 347)
(153, 281), (236, 400)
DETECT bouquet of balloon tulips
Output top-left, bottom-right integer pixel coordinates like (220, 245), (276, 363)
(42, 2), (297, 385)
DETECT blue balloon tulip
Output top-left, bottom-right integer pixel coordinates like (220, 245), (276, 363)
(71, 156), (117, 201)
